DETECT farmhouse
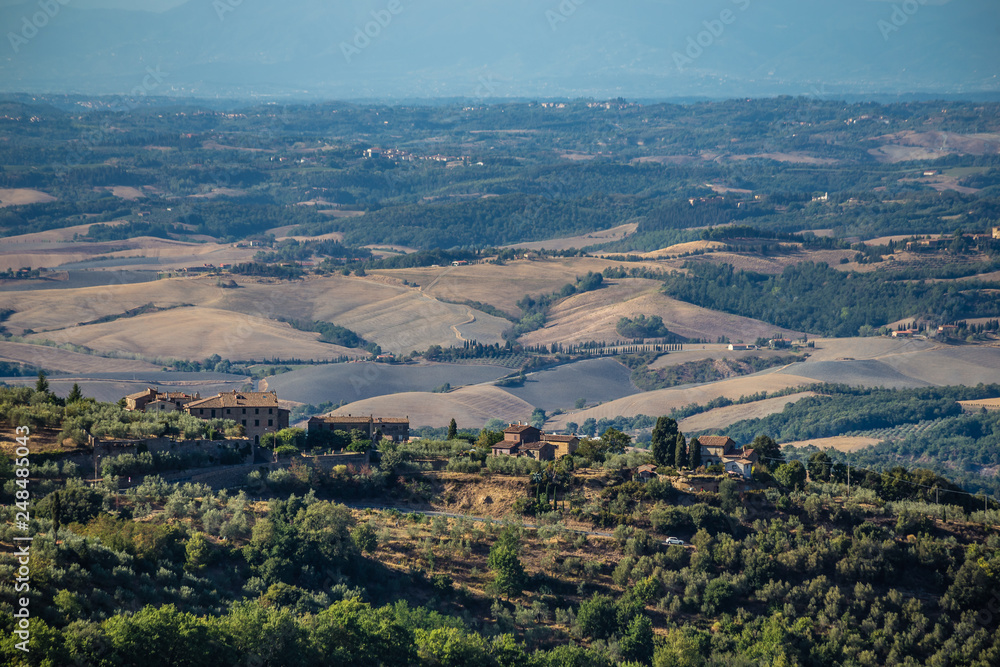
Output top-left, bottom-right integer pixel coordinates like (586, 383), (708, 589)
(186, 390), (289, 445)
(728, 343), (755, 351)
(697, 436), (758, 478)
(125, 388), (200, 412)
(699, 436), (736, 465)
(307, 414), (410, 443)
(636, 464), (658, 481)
(892, 329), (919, 338)
(544, 434), (580, 458)
(491, 425), (579, 461)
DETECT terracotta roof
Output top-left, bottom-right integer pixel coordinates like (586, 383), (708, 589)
(374, 417), (409, 424)
(126, 388), (157, 400)
(186, 390), (281, 409)
(699, 435), (735, 449)
(544, 434), (579, 443)
(520, 442), (550, 450)
(504, 424), (539, 434)
(637, 464), (657, 473)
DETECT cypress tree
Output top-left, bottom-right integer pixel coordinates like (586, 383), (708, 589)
(651, 416), (678, 467)
(688, 436), (702, 469)
(674, 433), (687, 470)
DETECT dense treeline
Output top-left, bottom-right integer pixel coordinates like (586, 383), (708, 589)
(663, 261), (1000, 336)
(722, 384), (1000, 444)
(722, 384), (1000, 495)
(296, 194), (624, 249)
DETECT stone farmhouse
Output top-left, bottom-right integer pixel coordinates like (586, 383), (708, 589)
(491, 424), (580, 461)
(185, 390), (289, 446)
(306, 415), (410, 443)
(125, 387), (200, 413)
(698, 435), (758, 479)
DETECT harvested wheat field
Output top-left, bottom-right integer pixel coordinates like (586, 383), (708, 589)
(329, 385), (534, 428)
(0, 188), (56, 206)
(0, 341), (163, 374)
(27, 307), (362, 362)
(507, 223), (639, 251)
(678, 392), (817, 433)
(689, 249), (855, 275)
(636, 241), (726, 259)
(780, 436), (882, 452)
(959, 398), (1000, 412)
(375, 257), (664, 317)
(546, 373), (814, 429)
(0, 274), (509, 356)
(520, 278), (803, 348)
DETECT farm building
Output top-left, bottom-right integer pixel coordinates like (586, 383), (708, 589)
(307, 414), (410, 443)
(491, 424), (579, 461)
(186, 390), (289, 446)
(125, 388), (200, 412)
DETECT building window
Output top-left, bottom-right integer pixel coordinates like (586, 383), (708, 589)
(242, 408), (246, 414)
(242, 420), (246, 426)
(269, 408), (273, 414)
(255, 420), (259, 427)
(268, 419), (273, 426)
(255, 408), (259, 414)
(211, 409), (216, 418)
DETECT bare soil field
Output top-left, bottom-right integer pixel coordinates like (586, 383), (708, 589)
(780, 435), (882, 452)
(0, 341), (163, 375)
(546, 374), (815, 429)
(775, 359), (928, 389)
(0, 188), (56, 206)
(507, 223), (639, 251)
(802, 337), (934, 363)
(329, 385), (534, 428)
(520, 278), (803, 348)
(880, 345), (1000, 387)
(263, 361), (511, 405)
(27, 306), (362, 362)
(503, 358), (638, 412)
(679, 392), (817, 433)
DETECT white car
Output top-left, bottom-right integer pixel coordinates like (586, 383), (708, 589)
(664, 537), (685, 546)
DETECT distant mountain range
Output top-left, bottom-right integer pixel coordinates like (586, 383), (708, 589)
(0, 0), (997, 100)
